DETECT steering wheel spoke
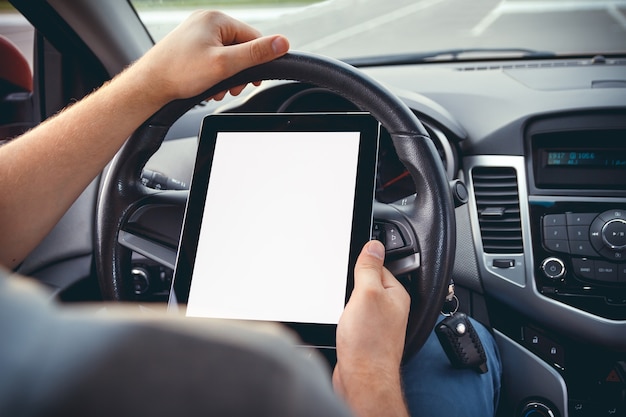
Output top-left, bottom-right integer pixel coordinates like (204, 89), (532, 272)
(119, 189), (187, 268)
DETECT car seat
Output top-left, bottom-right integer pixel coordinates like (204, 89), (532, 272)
(0, 35), (34, 140)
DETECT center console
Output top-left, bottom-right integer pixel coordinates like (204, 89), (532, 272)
(468, 111), (626, 417)
(524, 112), (626, 417)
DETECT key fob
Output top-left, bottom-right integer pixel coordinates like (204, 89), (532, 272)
(435, 312), (488, 374)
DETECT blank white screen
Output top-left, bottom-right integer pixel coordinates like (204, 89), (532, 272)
(185, 131), (361, 324)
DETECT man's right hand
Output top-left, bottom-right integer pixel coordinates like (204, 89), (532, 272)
(333, 240), (410, 417)
(133, 10), (290, 105)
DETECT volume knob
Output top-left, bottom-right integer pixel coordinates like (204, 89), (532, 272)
(540, 257), (565, 280)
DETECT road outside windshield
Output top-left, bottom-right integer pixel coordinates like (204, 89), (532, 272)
(1, 0), (625, 63)
(130, 0), (626, 58)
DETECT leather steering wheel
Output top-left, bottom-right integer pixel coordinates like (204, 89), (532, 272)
(95, 51), (455, 359)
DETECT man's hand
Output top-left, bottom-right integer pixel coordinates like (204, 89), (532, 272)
(133, 10), (290, 104)
(0, 11), (289, 268)
(333, 240), (410, 417)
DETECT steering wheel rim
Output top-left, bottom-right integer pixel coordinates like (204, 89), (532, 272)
(95, 51), (455, 358)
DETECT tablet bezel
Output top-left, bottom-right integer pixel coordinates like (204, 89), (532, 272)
(170, 112), (379, 347)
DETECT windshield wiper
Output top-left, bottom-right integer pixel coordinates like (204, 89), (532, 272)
(343, 48), (556, 67)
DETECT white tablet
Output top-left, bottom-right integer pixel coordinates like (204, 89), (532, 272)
(170, 113), (379, 347)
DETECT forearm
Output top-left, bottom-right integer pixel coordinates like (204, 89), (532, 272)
(0, 65), (167, 268)
(0, 11), (289, 268)
(336, 368), (409, 417)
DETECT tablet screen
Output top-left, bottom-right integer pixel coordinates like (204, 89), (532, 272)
(170, 113), (379, 346)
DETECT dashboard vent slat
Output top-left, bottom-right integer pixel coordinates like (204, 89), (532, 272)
(472, 167), (524, 254)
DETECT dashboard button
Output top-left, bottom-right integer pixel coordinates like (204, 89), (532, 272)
(544, 239), (570, 254)
(594, 261), (618, 282)
(570, 241), (599, 257)
(569, 400), (590, 416)
(598, 246), (625, 261)
(567, 225), (589, 241)
(602, 219), (626, 249)
(619, 264), (626, 282)
(493, 259), (515, 268)
(541, 257), (566, 280)
(543, 214), (566, 226)
(571, 258), (595, 280)
(544, 225), (568, 240)
(523, 327), (565, 368)
(590, 217), (604, 250)
(566, 212), (597, 226)
(599, 209), (626, 222)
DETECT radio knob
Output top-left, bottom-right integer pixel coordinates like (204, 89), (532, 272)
(602, 219), (626, 250)
(541, 257), (566, 280)
(518, 400), (556, 417)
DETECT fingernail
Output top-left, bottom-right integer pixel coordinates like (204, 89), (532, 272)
(271, 36), (289, 55)
(367, 240), (385, 260)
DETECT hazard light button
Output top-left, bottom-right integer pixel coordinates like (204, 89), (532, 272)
(605, 363), (625, 384)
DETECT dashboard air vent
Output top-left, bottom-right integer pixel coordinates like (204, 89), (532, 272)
(472, 167), (523, 254)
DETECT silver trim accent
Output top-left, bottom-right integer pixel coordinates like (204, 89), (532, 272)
(426, 122), (456, 181)
(118, 230), (177, 270)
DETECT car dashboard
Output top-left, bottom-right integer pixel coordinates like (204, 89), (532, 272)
(136, 54), (626, 416)
(14, 49), (624, 416)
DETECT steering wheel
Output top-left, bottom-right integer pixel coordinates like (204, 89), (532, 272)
(95, 51), (455, 359)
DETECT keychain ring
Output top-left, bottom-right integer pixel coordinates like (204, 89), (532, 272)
(441, 295), (459, 317)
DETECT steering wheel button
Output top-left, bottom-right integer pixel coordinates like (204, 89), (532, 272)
(372, 222), (385, 244)
(385, 226), (405, 249)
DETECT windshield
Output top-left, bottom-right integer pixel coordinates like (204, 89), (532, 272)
(131, 0), (626, 60)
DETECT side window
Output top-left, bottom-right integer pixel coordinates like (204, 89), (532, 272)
(0, 2), (35, 141)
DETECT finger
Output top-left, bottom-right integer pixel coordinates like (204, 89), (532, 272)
(224, 35), (290, 75)
(217, 12), (264, 45)
(229, 84), (248, 96)
(209, 90), (228, 101)
(353, 240), (386, 291)
(332, 367), (345, 396)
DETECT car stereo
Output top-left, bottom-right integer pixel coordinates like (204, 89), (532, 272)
(529, 123), (626, 320)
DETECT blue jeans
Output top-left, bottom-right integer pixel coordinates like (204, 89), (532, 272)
(401, 316), (502, 417)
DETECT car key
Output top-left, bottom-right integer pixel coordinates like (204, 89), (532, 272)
(435, 282), (489, 374)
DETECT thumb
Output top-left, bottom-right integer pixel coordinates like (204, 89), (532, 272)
(353, 240), (386, 290)
(227, 35), (290, 73)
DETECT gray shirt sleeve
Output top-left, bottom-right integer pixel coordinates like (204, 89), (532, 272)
(0, 269), (354, 417)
